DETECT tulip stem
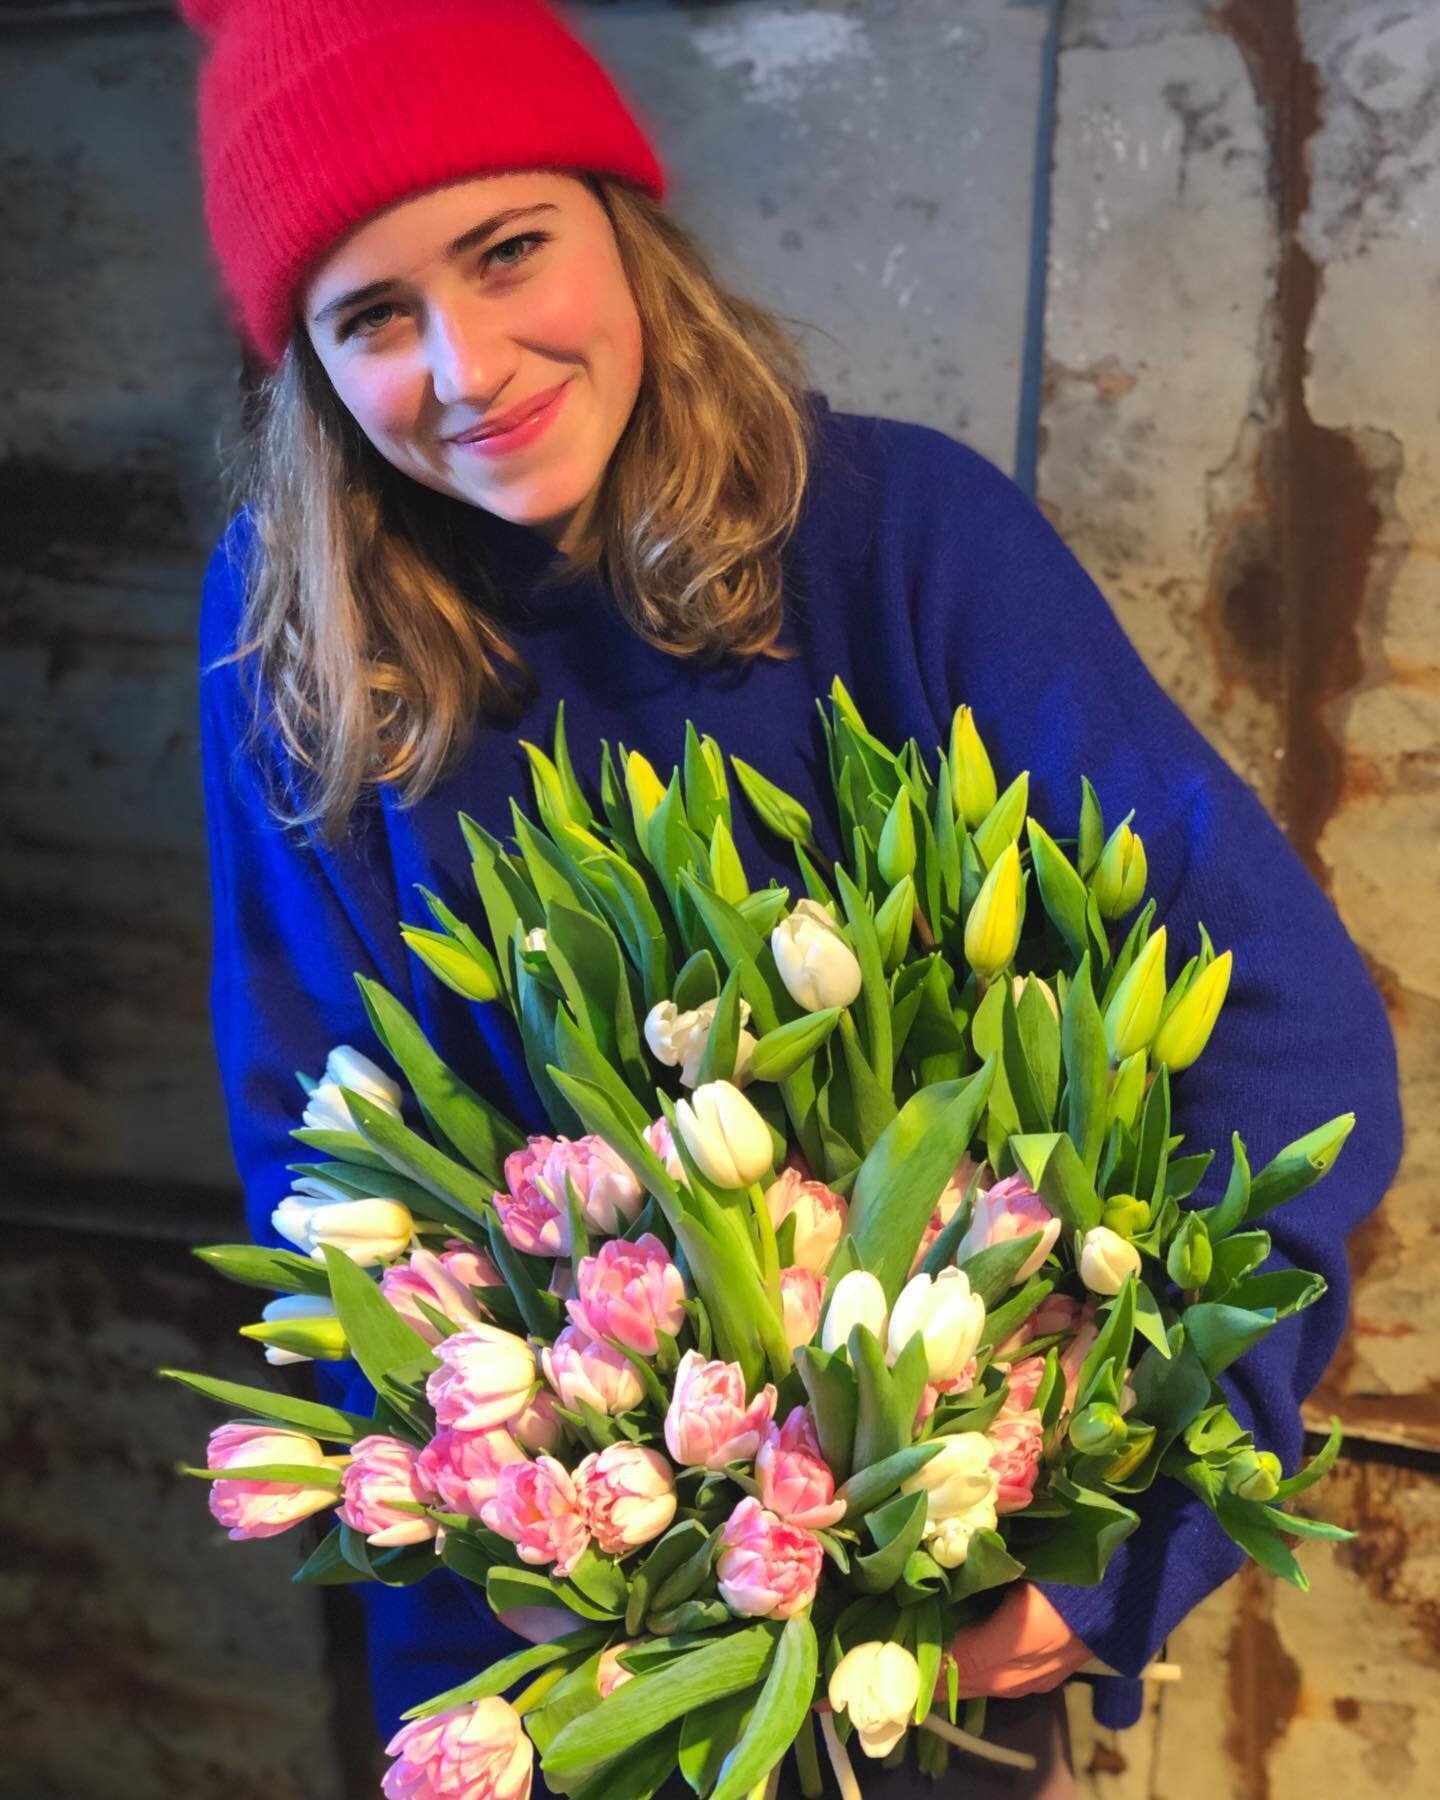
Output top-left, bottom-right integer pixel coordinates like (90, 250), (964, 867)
(748, 1182), (782, 1304)
(794, 1715), (824, 1799)
(819, 1714), (862, 1800)
(911, 903), (935, 950)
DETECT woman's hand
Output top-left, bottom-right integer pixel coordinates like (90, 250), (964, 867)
(945, 1585), (1092, 1700)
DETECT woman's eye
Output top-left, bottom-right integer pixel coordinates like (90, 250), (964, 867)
(485, 232), (546, 271)
(345, 302), (397, 338)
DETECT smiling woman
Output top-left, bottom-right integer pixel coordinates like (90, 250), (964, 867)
(214, 158), (814, 846)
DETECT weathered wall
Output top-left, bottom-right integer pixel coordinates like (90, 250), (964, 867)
(2, 1), (1434, 1795)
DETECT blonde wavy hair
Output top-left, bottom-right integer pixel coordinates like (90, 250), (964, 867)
(215, 173), (818, 847)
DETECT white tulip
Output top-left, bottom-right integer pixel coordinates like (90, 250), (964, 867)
(523, 928), (548, 952)
(1079, 1225), (1142, 1296)
(257, 1294), (341, 1366)
(302, 1045), (403, 1134)
(828, 1641), (921, 1759)
(272, 1193), (414, 1266)
(886, 1266), (986, 1382)
(673, 1081), (773, 1188)
(644, 996), (757, 1088)
(820, 1269), (889, 1355)
(770, 899), (863, 1012)
(902, 1432), (999, 1543)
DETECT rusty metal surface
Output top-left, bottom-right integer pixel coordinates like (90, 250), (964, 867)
(0, 1226), (374, 1799)
(1039, 0), (1439, 1452)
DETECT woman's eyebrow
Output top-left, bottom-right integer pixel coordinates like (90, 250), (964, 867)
(311, 202), (560, 325)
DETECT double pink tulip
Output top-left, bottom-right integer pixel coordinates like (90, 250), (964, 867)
(779, 1266), (825, 1351)
(575, 1444), (677, 1554)
(382, 1696), (533, 1800)
(417, 1428), (528, 1519)
(567, 1234), (687, 1356)
(380, 1247), (489, 1346)
(338, 1435), (440, 1547)
(755, 1407), (845, 1530)
(542, 1325), (644, 1416)
(425, 1325), (537, 1434)
(663, 1352), (777, 1470)
(987, 1411), (1044, 1514)
(481, 1455), (590, 1577)
(494, 1137), (568, 1256)
(763, 1167), (847, 1274)
(715, 1496), (823, 1620)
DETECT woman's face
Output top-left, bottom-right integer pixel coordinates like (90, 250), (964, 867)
(301, 171), (644, 557)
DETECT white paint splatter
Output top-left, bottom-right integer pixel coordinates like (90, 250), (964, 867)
(880, 243), (906, 290)
(693, 11), (869, 105)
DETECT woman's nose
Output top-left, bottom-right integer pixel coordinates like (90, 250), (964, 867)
(426, 303), (512, 409)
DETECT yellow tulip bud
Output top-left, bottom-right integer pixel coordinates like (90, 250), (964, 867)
(626, 749), (667, 835)
(1103, 928), (1168, 1060)
(949, 705), (997, 829)
(1101, 1194), (1151, 1238)
(963, 842), (1024, 981)
(1153, 951), (1234, 1072)
(1092, 819), (1148, 918)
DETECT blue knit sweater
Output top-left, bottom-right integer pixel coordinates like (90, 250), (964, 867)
(200, 391), (1401, 1747)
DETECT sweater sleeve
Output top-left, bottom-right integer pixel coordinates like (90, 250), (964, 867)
(898, 431), (1404, 1714)
(198, 513), (523, 1737)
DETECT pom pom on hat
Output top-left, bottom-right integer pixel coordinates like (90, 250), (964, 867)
(183, 0), (667, 365)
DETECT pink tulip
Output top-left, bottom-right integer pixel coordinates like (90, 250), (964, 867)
(999, 1354), (1048, 1415)
(575, 1444), (677, 1554)
(756, 1407), (845, 1530)
(338, 1434), (440, 1547)
(417, 1428), (528, 1519)
(779, 1266), (825, 1351)
(382, 1695), (533, 1800)
(910, 1155), (982, 1276)
(543, 1136), (645, 1235)
(1060, 1317), (1101, 1412)
(440, 1238), (502, 1292)
(663, 1352), (777, 1470)
(596, 1645), (635, 1698)
(495, 1137), (568, 1256)
(481, 1455), (590, 1577)
(542, 1325), (644, 1417)
(715, 1496), (822, 1620)
(955, 1175), (1061, 1286)
(644, 1116), (688, 1186)
(381, 1249), (487, 1345)
(995, 1291), (1087, 1361)
(566, 1234), (687, 1356)
(510, 1389), (564, 1454)
(763, 1168), (847, 1274)
(205, 1422), (341, 1541)
(987, 1411), (1044, 1514)
(426, 1325), (538, 1433)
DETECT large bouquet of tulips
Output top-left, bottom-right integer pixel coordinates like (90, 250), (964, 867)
(168, 681), (1354, 1799)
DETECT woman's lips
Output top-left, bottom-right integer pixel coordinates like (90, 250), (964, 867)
(451, 381), (571, 458)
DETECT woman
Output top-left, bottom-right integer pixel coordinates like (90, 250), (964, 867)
(186, 0), (1402, 1791)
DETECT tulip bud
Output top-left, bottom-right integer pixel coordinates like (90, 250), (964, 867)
(1078, 1225), (1142, 1296)
(1100, 1421), (1157, 1483)
(1101, 1194), (1151, 1239)
(973, 771), (1031, 869)
(964, 841), (1024, 981)
(1092, 819), (1148, 918)
(1166, 1213), (1214, 1289)
(949, 706), (997, 830)
(770, 900), (863, 1012)
(626, 749), (668, 848)
(1226, 1449), (1282, 1502)
(877, 788), (916, 885)
(301, 1045), (403, 1134)
(242, 1295), (348, 1365)
(1106, 1052), (1148, 1132)
(820, 1269), (889, 1354)
(829, 1642), (922, 1759)
(673, 1081), (774, 1188)
(1153, 951), (1233, 1072)
(523, 927), (548, 953)
(1069, 1402), (1127, 1456)
(1103, 928), (1168, 1061)
(886, 1266), (987, 1383)
(400, 928), (501, 1002)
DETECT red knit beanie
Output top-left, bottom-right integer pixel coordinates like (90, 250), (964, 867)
(180, 0), (667, 366)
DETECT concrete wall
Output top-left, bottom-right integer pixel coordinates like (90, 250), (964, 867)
(2, 1), (1434, 1793)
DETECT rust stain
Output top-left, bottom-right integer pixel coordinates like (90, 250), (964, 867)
(1224, 1563), (1302, 1800)
(1203, 0), (1397, 883)
(1085, 1739), (1128, 1777)
(1333, 1463), (1440, 1661)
